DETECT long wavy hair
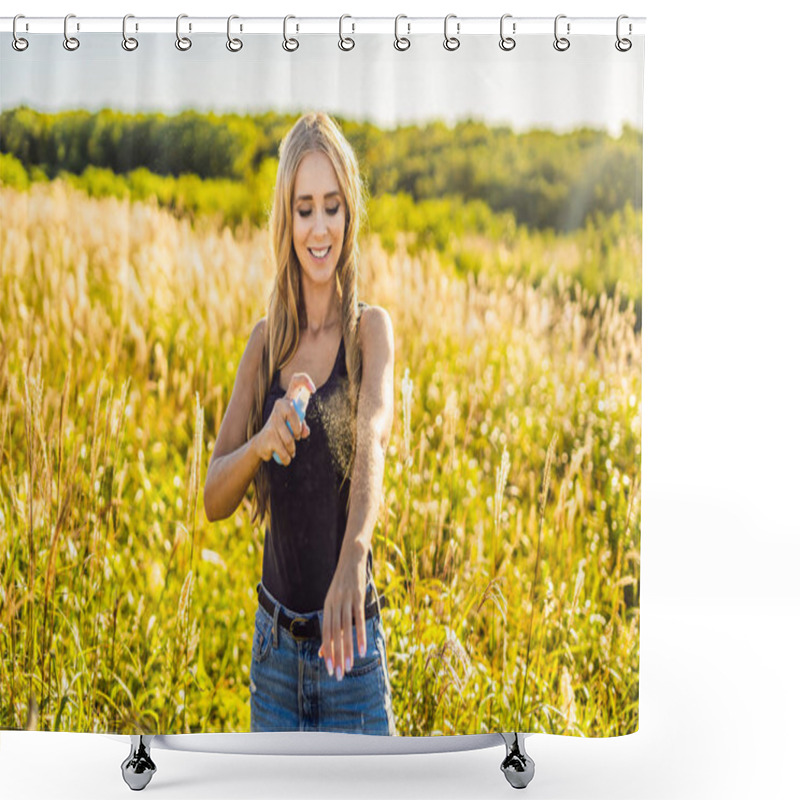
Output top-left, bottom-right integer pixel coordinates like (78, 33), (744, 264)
(246, 112), (367, 528)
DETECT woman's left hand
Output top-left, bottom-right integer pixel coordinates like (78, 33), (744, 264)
(319, 543), (368, 680)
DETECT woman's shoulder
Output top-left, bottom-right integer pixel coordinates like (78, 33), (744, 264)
(237, 317), (268, 378)
(357, 303), (391, 325)
(251, 315), (268, 337)
(357, 304), (393, 354)
(356, 301), (391, 324)
(247, 316), (268, 354)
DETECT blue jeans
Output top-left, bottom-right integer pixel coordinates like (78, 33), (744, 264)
(249, 581), (397, 735)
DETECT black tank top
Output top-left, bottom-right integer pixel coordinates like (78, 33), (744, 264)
(260, 303), (373, 613)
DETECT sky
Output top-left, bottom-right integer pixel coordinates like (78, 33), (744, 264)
(1, 32), (644, 135)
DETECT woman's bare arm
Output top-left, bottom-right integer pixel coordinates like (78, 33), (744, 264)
(320, 306), (395, 679)
(341, 307), (395, 559)
(204, 319), (315, 522)
(203, 320), (268, 522)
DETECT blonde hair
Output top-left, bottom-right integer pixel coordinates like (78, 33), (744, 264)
(246, 111), (367, 528)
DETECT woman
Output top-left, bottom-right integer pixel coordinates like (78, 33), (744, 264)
(203, 112), (397, 735)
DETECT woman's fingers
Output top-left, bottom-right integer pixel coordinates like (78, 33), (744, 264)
(323, 602), (349, 681)
(342, 600), (355, 674)
(277, 415), (295, 459)
(274, 443), (291, 466)
(274, 397), (299, 440)
(333, 606), (346, 680)
(270, 397), (312, 466)
(326, 603), (339, 679)
(321, 604), (334, 677)
(285, 404), (303, 439)
(271, 420), (292, 465)
(287, 372), (316, 398)
(321, 594), (365, 678)
(354, 603), (367, 660)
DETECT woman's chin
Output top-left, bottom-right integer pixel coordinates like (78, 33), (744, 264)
(300, 261), (338, 286)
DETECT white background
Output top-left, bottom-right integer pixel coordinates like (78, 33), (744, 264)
(2, 1), (799, 798)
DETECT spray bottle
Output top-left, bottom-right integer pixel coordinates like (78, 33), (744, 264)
(272, 385), (311, 465)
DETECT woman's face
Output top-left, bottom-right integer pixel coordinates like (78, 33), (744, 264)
(292, 151), (346, 289)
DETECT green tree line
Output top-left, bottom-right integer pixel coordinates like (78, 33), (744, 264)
(1, 106), (641, 233)
(1, 149), (642, 329)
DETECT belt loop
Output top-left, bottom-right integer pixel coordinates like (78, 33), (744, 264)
(271, 596), (281, 649)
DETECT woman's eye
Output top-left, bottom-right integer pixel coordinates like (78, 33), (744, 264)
(297, 205), (338, 218)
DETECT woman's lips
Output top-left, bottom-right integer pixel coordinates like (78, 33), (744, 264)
(309, 246), (331, 261)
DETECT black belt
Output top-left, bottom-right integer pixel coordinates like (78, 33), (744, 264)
(256, 582), (386, 642)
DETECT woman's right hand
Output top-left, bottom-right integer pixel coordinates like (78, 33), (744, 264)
(254, 373), (316, 466)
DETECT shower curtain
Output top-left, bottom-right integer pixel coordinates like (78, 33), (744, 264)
(0, 17), (644, 739)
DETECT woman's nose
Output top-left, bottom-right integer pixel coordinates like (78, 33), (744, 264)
(312, 210), (327, 234)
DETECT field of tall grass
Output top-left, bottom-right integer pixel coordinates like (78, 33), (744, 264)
(0, 179), (640, 736)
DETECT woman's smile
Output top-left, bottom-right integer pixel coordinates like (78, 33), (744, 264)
(292, 151), (345, 283)
(308, 245), (332, 261)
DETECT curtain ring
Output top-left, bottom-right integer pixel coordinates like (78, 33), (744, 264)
(615, 14), (632, 52)
(394, 15), (410, 51)
(443, 14), (460, 51)
(63, 13), (80, 51)
(283, 15), (299, 52)
(499, 14), (516, 51)
(12, 15), (29, 51)
(122, 14), (139, 51)
(176, 14), (192, 51)
(553, 14), (570, 52)
(227, 15), (243, 52)
(338, 14), (355, 51)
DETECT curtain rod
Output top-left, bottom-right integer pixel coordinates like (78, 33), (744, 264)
(1, 16), (646, 37)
